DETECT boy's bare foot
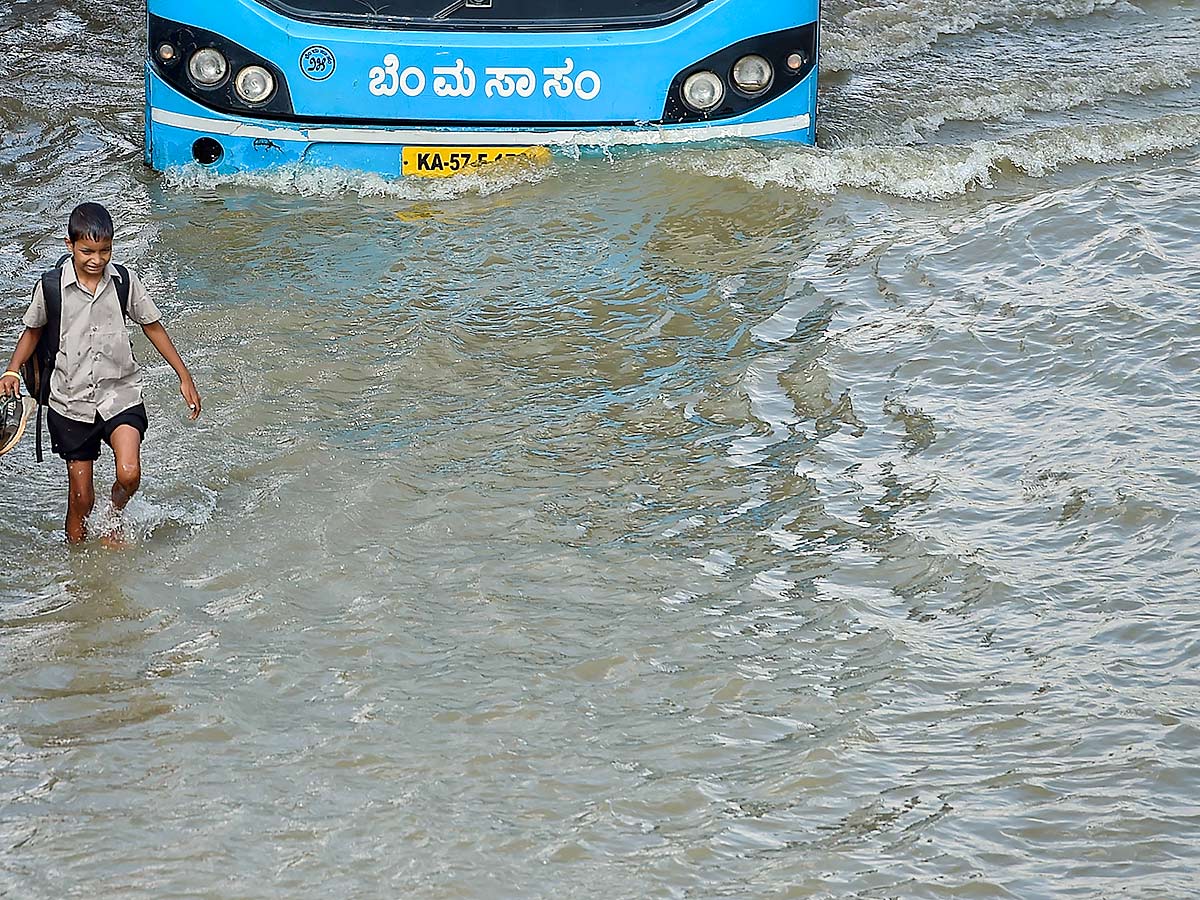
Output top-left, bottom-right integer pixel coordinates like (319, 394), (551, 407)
(93, 503), (129, 549)
(100, 531), (130, 550)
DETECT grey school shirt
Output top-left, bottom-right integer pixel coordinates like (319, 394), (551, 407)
(22, 260), (161, 423)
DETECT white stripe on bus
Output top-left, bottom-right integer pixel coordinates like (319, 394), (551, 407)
(151, 109), (811, 146)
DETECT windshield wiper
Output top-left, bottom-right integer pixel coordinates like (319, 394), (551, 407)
(434, 0), (492, 18)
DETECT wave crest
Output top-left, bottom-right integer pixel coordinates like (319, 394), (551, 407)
(822, 0), (1131, 71)
(681, 115), (1200, 199)
(163, 159), (554, 200)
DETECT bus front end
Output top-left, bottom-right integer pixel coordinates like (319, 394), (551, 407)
(145, 0), (820, 177)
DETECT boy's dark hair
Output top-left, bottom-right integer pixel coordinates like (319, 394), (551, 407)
(67, 202), (114, 243)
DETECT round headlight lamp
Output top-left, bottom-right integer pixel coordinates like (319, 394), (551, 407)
(188, 48), (229, 87)
(732, 55), (773, 94)
(235, 65), (276, 104)
(681, 70), (725, 113)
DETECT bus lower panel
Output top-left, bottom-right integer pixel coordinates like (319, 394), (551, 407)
(146, 122), (819, 178)
(145, 72), (817, 177)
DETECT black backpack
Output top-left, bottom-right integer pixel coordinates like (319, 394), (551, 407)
(22, 255), (130, 462)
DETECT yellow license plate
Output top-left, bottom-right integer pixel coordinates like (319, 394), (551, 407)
(401, 146), (551, 178)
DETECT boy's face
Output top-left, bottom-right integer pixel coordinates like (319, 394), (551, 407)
(65, 235), (112, 280)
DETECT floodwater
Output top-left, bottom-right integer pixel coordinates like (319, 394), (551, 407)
(1, 0), (1199, 896)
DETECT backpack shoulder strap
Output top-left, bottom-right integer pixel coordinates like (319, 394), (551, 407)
(40, 268), (63, 364)
(29, 267), (64, 463)
(113, 264), (130, 319)
(44, 254), (69, 334)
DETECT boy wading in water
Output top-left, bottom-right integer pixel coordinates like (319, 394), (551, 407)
(0, 203), (202, 544)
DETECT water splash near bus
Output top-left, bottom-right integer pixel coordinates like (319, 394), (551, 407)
(163, 157), (559, 200)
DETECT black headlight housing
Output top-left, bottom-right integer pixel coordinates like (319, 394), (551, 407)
(148, 14), (295, 118)
(662, 23), (818, 124)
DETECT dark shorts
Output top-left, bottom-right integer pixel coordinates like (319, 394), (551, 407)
(47, 404), (148, 462)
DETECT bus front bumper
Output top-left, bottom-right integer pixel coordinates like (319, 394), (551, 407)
(145, 71), (816, 177)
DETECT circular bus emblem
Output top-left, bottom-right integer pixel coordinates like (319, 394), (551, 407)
(300, 45), (336, 81)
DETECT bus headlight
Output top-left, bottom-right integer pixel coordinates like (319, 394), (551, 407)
(188, 48), (229, 87)
(235, 66), (276, 104)
(786, 51), (808, 72)
(732, 55), (773, 94)
(681, 71), (725, 113)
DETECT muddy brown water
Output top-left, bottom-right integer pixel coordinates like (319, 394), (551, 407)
(1, 0), (1198, 896)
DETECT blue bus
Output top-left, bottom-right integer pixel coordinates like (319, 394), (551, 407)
(144, 0), (820, 178)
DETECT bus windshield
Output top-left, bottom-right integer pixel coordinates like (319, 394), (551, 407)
(255, 0), (711, 29)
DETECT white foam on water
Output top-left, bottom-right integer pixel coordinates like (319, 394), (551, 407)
(0, 241), (25, 279)
(200, 589), (264, 620)
(37, 8), (85, 40)
(896, 57), (1200, 141)
(822, 0), (1133, 71)
(163, 158), (555, 200)
(680, 114), (1200, 199)
(84, 487), (219, 547)
(143, 630), (219, 678)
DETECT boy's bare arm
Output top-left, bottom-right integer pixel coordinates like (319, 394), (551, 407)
(1, 326), (43, 398)
(141, 321), (202, 420)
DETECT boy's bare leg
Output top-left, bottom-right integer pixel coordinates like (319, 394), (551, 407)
(100, 425), (143, 548)
(109, 424), (142, 510)
(65, 460), (95, 544)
